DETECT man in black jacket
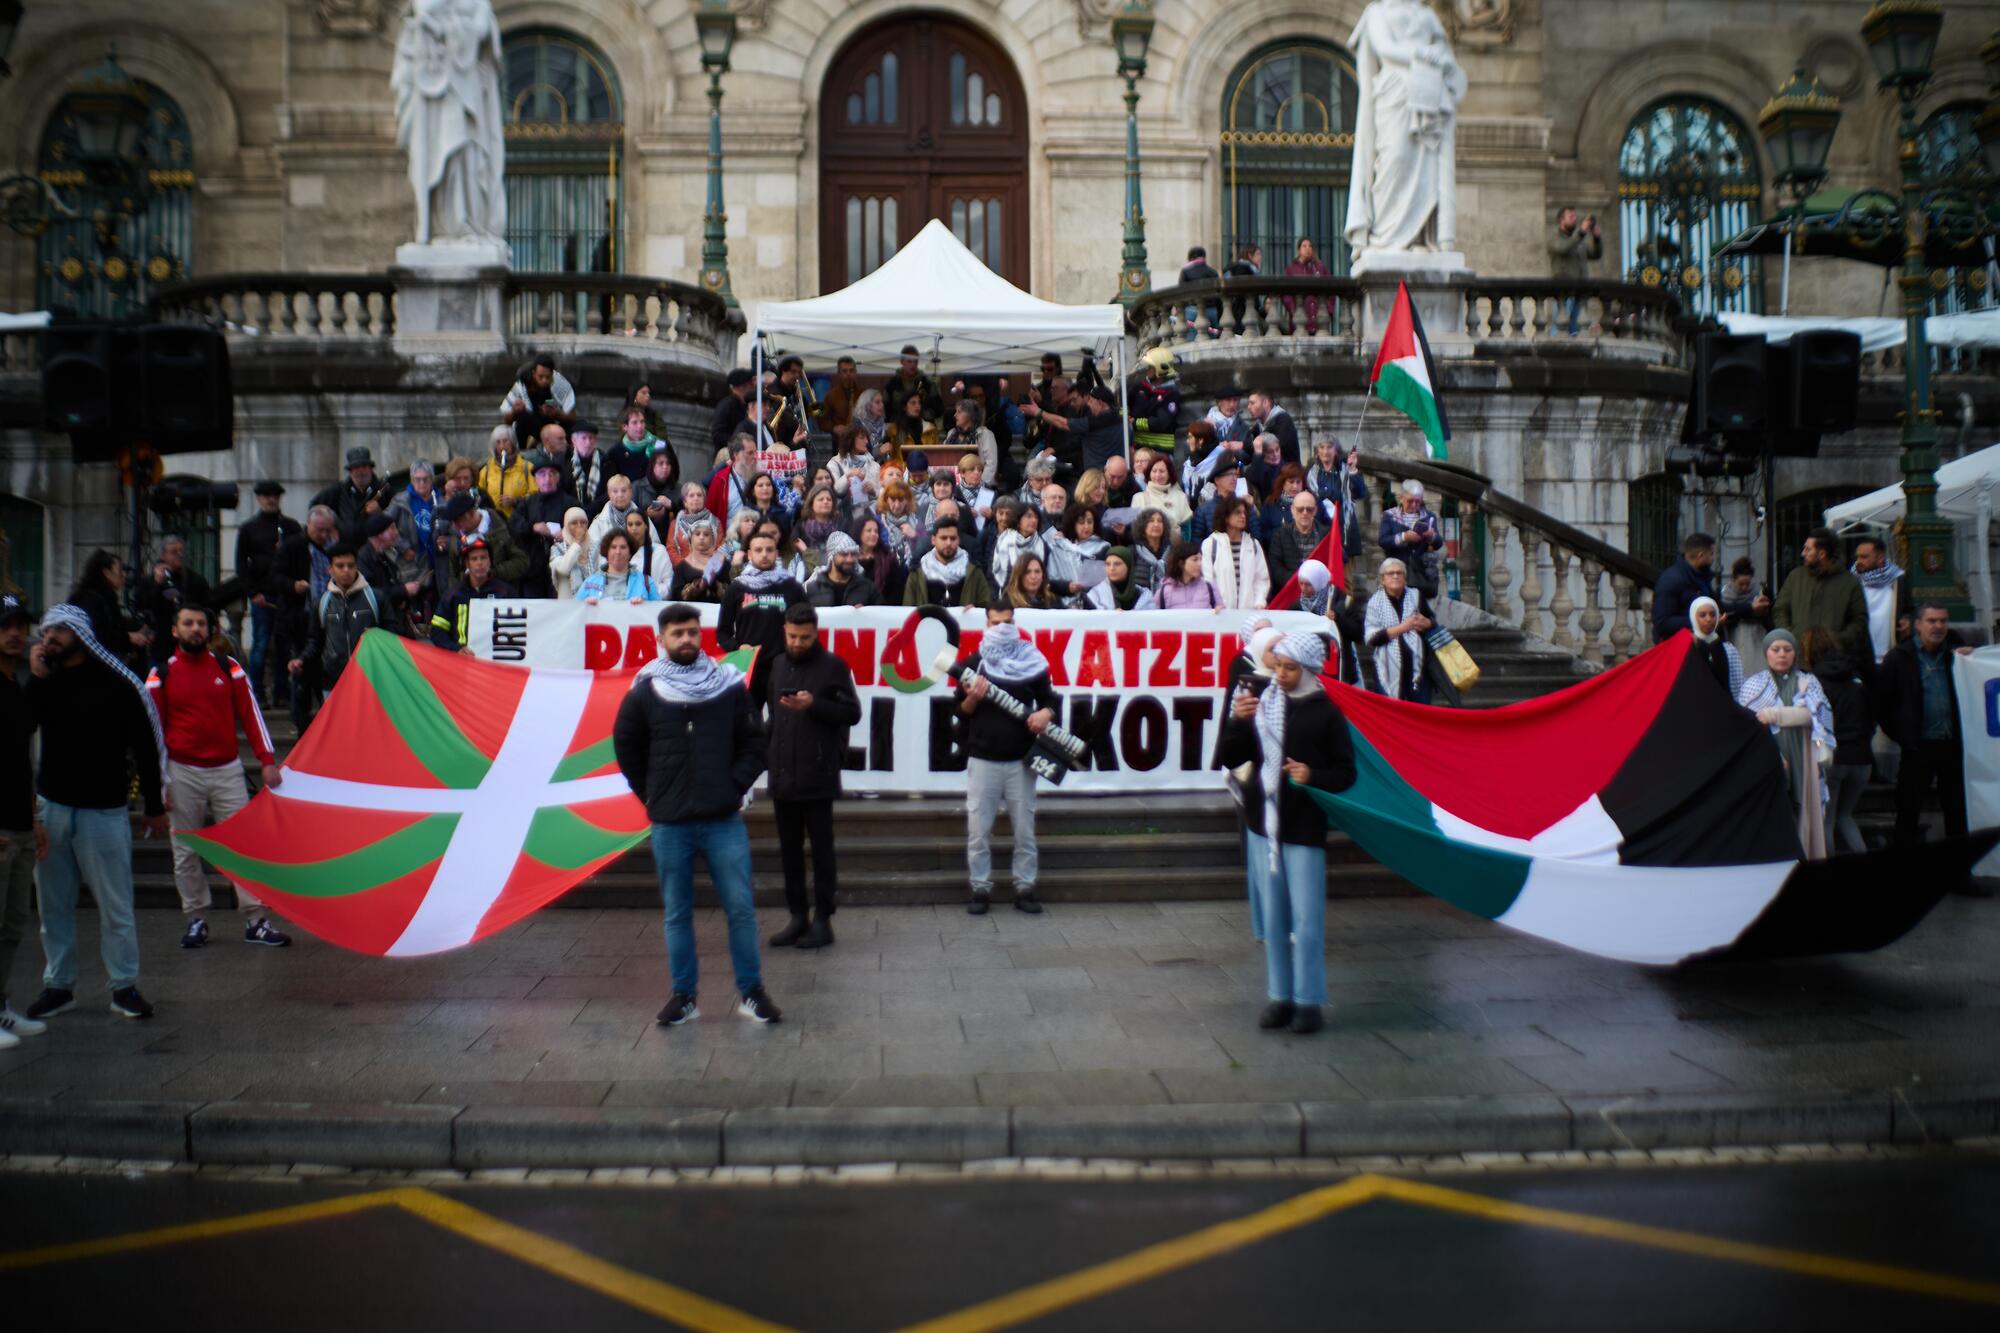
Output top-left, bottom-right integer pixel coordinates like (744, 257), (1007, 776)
(0, 596), (46, 1046)
(957, 605), (1060, 915)
(1652, 533), (1719, 641)
(22, 603), (169, 1023)
(718, 529), (806, 705)
(235, 481), (300, 704)
(710, 368), (759, 452)
(1872, 601), (1974, 856)
(766, 605), (862, 950)
(1217, 630), (1356, 1035)
(133, 535), (214, 665)
(1021, 382), (1126, 473)
(312, 447), (392, 544)
(269, 505), (340, 730)
(430, 537), (514, 654)
(803, 531), (879, 607)
(613, 603), (780, 1027)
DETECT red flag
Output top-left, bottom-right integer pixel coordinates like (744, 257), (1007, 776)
(1267, 511), (1345, 609)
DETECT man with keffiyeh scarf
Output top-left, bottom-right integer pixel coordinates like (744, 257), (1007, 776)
(957, 606), (1060, 916)
(22, 604), (170, 1023)
(718, 529), (807, 707)
(613, 603), (781, 1029)
(1217, 630), (1355, 1036)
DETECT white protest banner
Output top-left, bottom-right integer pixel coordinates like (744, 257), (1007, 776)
(757, 450), (805, 476)
(467, 603), (1328, 794)
(1952, 648), (2000, 875)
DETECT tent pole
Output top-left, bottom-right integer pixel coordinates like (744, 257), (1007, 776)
(1779, 230), (1792, 317)
(1117, 340), (1130, 462)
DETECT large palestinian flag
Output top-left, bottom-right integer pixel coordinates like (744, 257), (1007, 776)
(179, 633), (661, 956)
(1301, 631), (1991, 965)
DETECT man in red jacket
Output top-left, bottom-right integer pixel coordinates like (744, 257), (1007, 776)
(145, 604), (291, 950)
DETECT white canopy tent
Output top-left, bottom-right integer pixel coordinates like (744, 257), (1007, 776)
(1825, 441), (2000, 638)
(1717, 308), (2000, 352)
(747, 219), (1130, 454)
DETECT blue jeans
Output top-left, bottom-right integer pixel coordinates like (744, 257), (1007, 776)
(650, 817), (761, 999)
(1563, 296), (1581, 336)
(1246, 832), (1326, 1005)
(247, 602), (272, 697)
(37, 802), (140, 992)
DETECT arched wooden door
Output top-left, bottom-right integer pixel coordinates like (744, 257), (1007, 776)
(819, 15), (1028, 292)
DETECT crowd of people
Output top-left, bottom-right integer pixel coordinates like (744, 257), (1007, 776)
(1, 348), (1986, 1044)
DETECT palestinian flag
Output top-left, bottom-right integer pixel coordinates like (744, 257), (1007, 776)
(1301, 632), (1992, 965)
(1268, 521), (1345, 609)
(1369, 281), (1450, 460)
(180, 632), (679, 956)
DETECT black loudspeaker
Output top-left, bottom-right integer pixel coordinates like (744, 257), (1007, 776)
(41, 322), (119, 436)
(1695, 332), (1768, 435)
(137, 323), (233, 450)
(1785, 329), (1861, 435)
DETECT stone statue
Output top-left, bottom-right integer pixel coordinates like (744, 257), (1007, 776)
(1344, 0), (1468, 256)
(391, 0), (507, 250)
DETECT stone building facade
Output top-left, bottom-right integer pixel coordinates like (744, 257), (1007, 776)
(0, 0), (1996, 622)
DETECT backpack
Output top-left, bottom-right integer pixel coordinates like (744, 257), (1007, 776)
(318, 583), (381, 627)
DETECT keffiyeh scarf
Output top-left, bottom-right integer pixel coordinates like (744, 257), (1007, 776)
(977, 621), (1048, 685)
(1253, 631), (1329, 873)
(638, 652), (741, 705)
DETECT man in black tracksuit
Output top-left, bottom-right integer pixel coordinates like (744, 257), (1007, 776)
(765, 604), (862, 951)
(613, 602), (780, 1028)
(717, 529), (806, 705)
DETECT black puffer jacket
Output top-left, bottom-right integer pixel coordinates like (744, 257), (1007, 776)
(1813, 650), (1874, 766)
(613, 675), (767, 823)
(954, 653), (1061, 763)
(766, 644), (863, 801)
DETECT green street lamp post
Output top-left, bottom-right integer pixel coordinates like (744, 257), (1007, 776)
(695, 0), (738, 308)
(1111, 5), (1154, 306)
(1860, 0), (1965, 614)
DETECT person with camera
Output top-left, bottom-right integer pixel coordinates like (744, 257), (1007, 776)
(1548, 206), (1604, 336)
(957, 605), (1060, 916)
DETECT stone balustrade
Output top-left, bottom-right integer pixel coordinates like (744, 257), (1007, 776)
(1357, 458), (1660, 669)
(1459, 278), (1689, 364)
(504, 272), (740, 365)
(1128, 276), (1362, 349)
(149, 273), (398, 338)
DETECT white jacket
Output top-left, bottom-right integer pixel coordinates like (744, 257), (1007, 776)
(549, 537), (593, 598)
(1200, 530), (1270, 610)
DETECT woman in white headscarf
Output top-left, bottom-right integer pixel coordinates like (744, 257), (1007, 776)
(1363, 557), (1434, 700)
(1217, 630), (1357, 1036)
(1738, 627), (1834, 860)
(1688, 595), (1743, 700)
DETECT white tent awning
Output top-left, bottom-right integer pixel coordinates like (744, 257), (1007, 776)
(1824, 441), (2000, 531)
(750, 219), (1126, 372)
(1718, 308), (2000, 352)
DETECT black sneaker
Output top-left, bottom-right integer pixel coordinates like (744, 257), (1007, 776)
(768, 914), (809, 947)
(24, 987), (75, 1021)
(967, 893), (991, 916)
(656, 992), (699, 1026)
(1289, 1004), (1323, 1035)
(1013, 891), (1043, 915)
(244, 919), (292, 947)
(109, 987), (155, 1020)
(796, 918), (834, 950)
(1258, 1001), (1296, 1030)
(180, 917), (209, 949)
(736, 986), (782, 1024)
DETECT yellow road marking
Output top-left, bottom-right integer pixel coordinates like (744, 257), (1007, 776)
(0, 1185), (798, 1333)
(887, 1175), (1382, 1333)
(0, 1187), (410, 1272)
(396, 1188), (800, 1333)
(1370, 1175), (2000, 1309)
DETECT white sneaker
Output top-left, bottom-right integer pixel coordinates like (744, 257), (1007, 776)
(0, 1005), (45, 1039)
(0, 1023), (17, 1049)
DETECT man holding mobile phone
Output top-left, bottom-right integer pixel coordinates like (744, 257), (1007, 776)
(764, 605), (861, 950)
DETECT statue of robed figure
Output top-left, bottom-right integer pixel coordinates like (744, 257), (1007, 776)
(392, 0), (507, 248)
(1344, 0), (1469, 256)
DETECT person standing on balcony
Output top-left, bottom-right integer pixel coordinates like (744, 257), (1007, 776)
(1548, 207), (1603, 336)
(1223, 243), (1262, 329)
(1282, 238), (1332, 336)
(1653, 532), (1719, 641)
(1180, 245), (1221, 335)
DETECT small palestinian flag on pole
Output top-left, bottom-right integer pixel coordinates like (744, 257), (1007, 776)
(1368, 281), (1450, 461)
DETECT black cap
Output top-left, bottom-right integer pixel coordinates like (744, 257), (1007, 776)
(571, 420), (596, 438)
(524, 449), (554, 472)
(344, 446), (376, 470)
(0, 594), (32, 626)
(363, 512), (397, 538)
(900, 345), (920, 358)
(726, 369), (754, 388)
(439, 493), (478, 522)
(253, 480), (285, 497)
(1212, 386), (1244, 401)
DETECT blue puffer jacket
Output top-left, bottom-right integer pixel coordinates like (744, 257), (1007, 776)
(1652, 556), (1716, 641)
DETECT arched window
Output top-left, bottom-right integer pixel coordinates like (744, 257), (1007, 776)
(36, 81), (194, 319)
(1627, 474), (1683, 573)
(1917, 102), (1994, 316)
(1220, 41), (1361, 275)
(502, 29), (623, 289)
(1617, 97), (1763, 315)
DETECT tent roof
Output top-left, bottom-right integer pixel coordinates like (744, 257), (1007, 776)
(1824, 441), (2000, 531)
(1718, 309), (2000, 352)
(750, 219), (1126, 371)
